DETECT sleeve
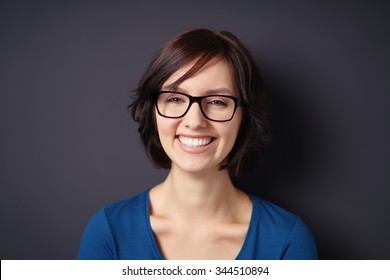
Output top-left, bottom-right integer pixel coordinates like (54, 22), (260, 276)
(281, 217), (318, 260)
(77, 207), (116, 260)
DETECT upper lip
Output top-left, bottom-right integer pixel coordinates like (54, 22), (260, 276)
(176, 134), (215, 138)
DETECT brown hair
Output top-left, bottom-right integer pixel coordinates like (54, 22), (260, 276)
(129, 28), (268, 177)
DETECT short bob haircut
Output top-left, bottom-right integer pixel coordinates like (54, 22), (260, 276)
(129, 28), (268, 177)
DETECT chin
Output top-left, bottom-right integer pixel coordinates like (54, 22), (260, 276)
(174, 161), (216, 174)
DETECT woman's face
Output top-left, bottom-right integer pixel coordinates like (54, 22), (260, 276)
(155, 57), (242, 174)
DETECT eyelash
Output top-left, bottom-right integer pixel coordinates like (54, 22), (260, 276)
(207, 99), (228, 106)
(166, 96), (185, 103)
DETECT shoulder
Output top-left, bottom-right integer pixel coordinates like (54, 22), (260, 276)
(248, 195), (318, 259)
(83, 190), (147, 227)
(251, 195), (299, 228)
(103, 189), (148, 222)
(250, 194), (314, 238)
(77, 189), (150, 259)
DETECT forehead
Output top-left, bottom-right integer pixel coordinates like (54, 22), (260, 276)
(162, 57), (236, 94)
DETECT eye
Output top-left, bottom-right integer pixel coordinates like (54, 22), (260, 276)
(162, 94), (188, 104)
(211, 100), (227, 106)
(206, 98), (229, 107)
(167, 96), (185, 103)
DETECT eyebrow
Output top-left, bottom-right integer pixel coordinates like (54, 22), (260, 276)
(205, 88), (233, 95)
(161, 85), (233, 96)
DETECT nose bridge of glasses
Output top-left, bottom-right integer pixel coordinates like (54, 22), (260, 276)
(186, 96), (207, 119)
(190, 95), (204, 107)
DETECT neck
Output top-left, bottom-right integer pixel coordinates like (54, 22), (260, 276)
(151, 165), (240, 223)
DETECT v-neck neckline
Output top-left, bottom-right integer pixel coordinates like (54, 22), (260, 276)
(143, 188), (257, 260)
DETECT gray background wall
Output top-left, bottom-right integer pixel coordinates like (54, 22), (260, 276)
(1, 0), (389, 259)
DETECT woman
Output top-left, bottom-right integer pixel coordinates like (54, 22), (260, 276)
(77, 29), (318, 260)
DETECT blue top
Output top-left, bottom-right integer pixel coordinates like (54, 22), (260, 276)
(77, 189), (318, 260)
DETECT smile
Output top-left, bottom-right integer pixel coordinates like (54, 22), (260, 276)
(178, 136), (213, 148)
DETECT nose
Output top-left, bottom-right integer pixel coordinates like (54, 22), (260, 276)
(182, 102), (207, 128)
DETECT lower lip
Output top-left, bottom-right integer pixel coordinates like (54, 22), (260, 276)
(176, 137), (215, 154)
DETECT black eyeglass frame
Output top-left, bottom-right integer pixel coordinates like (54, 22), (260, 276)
(155, 91), (245, 122)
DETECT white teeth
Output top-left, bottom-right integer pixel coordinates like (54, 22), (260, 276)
(178, 136), (212, 148)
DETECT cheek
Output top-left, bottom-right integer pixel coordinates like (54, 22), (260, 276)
(229, 111), (242, 137)
(155, 118), (167, 143)
(155, 115), (177, 142)
(219, 121), (241, 147)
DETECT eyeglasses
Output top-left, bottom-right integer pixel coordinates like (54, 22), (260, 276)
(155, 91), (244, 122)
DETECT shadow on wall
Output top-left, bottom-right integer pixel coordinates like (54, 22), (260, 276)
(234, 63), (350, 259)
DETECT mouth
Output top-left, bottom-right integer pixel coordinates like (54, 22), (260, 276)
(177, 136), (214, 148)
